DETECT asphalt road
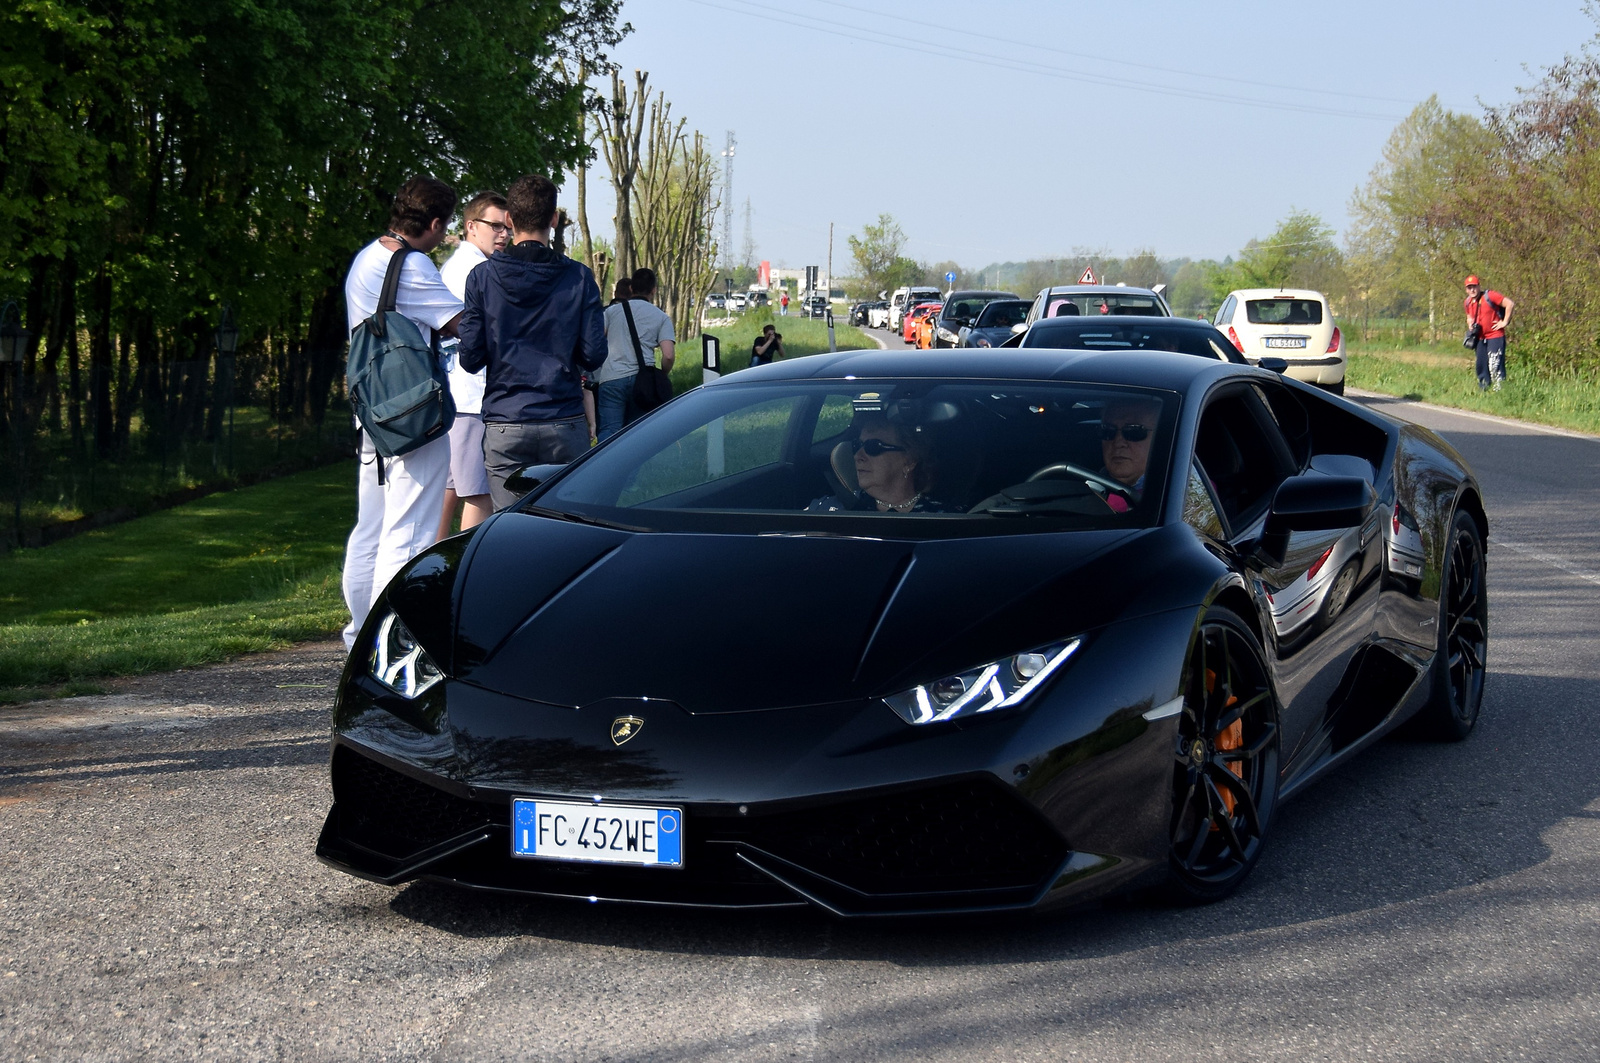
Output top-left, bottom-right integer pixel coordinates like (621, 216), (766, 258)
(3, 391), (1598, 1061)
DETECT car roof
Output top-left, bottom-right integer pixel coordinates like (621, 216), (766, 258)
(710, 347), (1265, 393)
(1034, 285), (1164, 298)
(1225, 288), (1329, 301)
(945, 290), (1020, 300)
(1027, 315), (1219, 332)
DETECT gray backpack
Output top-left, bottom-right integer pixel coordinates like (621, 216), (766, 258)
(346, 242), (455, 466)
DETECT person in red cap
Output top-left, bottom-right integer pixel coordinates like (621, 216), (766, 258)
(1463, 275), (1514, 391)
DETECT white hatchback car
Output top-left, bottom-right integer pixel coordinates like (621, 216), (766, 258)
(1213, 288), (1345, 394)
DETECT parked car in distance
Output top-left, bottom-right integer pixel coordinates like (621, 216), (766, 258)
(1212, 288), (1345, 394)
(804, 295), (830, 319)
(730, 291), (748, 311)
(706, 293), (727, 310)
(747, 290), (770, 308)
(933, 290), (1021, 348)
(1024, 285), (1172, 326)
(902, 301), (942, 344)
(959, 299), (1031, 347)
(888, 285), (943, 331)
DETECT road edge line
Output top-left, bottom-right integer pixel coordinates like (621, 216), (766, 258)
(1348, 387), (1600, 442)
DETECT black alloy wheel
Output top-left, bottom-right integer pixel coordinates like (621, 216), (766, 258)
(1416, 510), (1487, 740)
(1166, 606), (1280, 904)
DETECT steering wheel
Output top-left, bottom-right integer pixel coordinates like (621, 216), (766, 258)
(1025, 462), (1130, 498)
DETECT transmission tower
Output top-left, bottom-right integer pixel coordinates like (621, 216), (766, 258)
(719, 131), (736, 270)
(741, 198), (755, 269)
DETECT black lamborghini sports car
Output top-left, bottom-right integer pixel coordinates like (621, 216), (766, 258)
(318, 349), (1488, 916)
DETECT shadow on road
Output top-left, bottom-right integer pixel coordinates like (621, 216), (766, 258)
(383, 668), (1598, 966)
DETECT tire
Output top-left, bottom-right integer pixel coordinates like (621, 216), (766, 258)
(1317, 560), (1359, 629)
(1413, 510), (1487, 741)
(1322, 379), (1346, 396)
(1164, 606), (1280, 904)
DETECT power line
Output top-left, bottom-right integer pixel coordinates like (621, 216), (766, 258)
(684, 0), (1406, 122)
(804, 0), (1418, 107)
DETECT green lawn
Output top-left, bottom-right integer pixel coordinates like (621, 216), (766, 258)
(1345, 341), (1600, 435)
(0, 462), (355, 699)
(671, 307), (875, 392)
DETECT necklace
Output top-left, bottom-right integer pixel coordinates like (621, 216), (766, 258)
(873, 492), (922, 512)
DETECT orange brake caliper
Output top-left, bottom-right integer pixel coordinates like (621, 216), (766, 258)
(1206, 668), (1245, 817)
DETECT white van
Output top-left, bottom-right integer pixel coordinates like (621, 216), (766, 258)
(887, 286), (943, 331)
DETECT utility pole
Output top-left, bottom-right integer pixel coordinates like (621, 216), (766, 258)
(826, 222), (834, 306)
(719, 131), (736, 271)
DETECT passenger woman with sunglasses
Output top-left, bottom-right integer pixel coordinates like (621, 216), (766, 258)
(804, 414), (957, 513)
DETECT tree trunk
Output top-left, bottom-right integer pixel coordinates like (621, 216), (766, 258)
(90, 257), (115, 458)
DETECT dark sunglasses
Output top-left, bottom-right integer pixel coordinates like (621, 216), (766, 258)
(1100, 423), (1151, 443)
(852, 437), (907, 456)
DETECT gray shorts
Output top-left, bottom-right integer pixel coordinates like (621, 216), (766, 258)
(445, 413), (490, 497)
(482, 417), (589, 511)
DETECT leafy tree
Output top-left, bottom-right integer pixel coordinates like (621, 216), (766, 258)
(1209, 211), (1346, 308)
(849, 213), (928, 296)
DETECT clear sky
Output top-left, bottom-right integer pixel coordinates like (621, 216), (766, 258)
(569, 0), (1597, 271)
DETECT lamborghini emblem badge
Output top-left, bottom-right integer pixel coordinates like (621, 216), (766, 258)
(611, 716), (645, 746)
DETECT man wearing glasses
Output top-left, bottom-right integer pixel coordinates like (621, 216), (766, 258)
(436, 191), (509, 536)
(1100, 397), (1159, 509)
(1463, 275), (1514, 392)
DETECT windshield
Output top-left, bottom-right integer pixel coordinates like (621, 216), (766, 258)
(1046, 293), (1166, 318)
(532, 379), (1178, 538)
(976, 300), (1030, 328)
(1246, 298), (1323, 326)
(1021, 322), (1241, 362)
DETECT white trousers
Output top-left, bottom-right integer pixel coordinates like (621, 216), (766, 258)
(341, 432), (450, 648)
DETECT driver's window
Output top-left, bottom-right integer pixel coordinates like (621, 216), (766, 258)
(1194, 390), (1295, 531)
(1182, 464), (1225, 538)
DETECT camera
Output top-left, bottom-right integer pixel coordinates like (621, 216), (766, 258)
(1463, 322), (1482, 349)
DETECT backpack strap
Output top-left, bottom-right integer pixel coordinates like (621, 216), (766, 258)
(367, 240), (416, 340)
(619, 298), (650, 372)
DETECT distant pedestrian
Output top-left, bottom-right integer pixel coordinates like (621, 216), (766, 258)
(749, 324), (785, 367)
(457, 174), (606, 510)
(1463, 275), (1514, 392)
(595, 267), (676, 442)
(436, 191), (509, 539)
(340, 176), (464, 649)
(780, 291), (789, 316)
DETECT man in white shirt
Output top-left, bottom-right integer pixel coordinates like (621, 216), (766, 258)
(436, 190), (508, 538)
(340, 176), (464, 649)
(596, 267), (676, 441)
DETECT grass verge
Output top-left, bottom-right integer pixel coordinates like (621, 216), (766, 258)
(1346, 342), (1600, 435)
(0, 463), (354, 699)
(671, 308), (875, 392)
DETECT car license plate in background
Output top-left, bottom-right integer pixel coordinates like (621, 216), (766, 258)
(1265, 337), (1308, 349)
(511, 799), (683, 867)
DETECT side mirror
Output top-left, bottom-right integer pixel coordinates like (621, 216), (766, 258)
(505, 462), (568, 496)
(1258, 474), (1375, 563)
(1010, 322), (1028, 335)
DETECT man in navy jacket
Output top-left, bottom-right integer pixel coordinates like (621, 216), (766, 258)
(458, 174), (607, 509)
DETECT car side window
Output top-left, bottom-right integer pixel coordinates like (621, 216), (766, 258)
(1194, 388), (1296, 532)
(1182, 463), (1225, 538)
(1213, 295), (1234, 326)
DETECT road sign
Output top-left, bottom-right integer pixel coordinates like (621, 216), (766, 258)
(1080, 267), (1096, 284)
(944, 271), (956, 283)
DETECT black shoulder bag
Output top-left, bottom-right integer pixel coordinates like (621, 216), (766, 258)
(621, 299), (675, 413)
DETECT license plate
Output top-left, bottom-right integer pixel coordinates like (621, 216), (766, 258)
(1265, 336), (1308, 349)
(510, 799), (683, 867)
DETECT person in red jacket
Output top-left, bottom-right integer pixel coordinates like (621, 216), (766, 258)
(1464, 275), (1514, 392)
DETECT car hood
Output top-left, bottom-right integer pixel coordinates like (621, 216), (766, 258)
(415, 512), (1205, 714)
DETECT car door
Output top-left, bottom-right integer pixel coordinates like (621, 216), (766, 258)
(1193, 384), (1374, 772)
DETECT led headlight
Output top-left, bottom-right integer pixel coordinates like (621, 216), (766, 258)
(369, 612), (445, 698)
(937, 327), (961, 344)
(882, 639), (1080, 725)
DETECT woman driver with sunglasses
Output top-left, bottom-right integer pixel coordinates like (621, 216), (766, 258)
(805, 414), (957, 514)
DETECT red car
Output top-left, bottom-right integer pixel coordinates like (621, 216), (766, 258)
(902, 301), (943, 344)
